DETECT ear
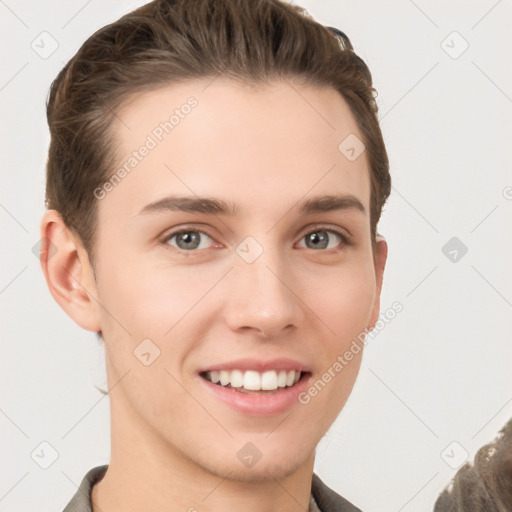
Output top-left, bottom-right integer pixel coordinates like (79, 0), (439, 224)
(39, 209), (101, 332)
(367, 236), (388, 330)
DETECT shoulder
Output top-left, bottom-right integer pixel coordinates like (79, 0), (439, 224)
(62, 465), (108, 512)
(434, 418), (512, 512)
(311, 472), (363, 512)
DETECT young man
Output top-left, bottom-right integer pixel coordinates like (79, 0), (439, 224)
(39, 0), (390, 510)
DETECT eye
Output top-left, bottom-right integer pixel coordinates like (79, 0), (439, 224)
(161, 225), (351, 253)
(297, 227), (349, 251)
(163, 229), (214, 251)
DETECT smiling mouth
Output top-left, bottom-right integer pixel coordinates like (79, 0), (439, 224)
(200, 369), (308, 394)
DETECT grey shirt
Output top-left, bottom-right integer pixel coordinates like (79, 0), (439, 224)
(63, 465), (362, 512)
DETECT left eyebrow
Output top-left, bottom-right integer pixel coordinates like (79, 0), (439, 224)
(136, 193), (366, 217)
(137, 195), (240, 217)
(296, 194), (366, 215)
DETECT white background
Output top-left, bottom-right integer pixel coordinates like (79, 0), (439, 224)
(1, 1), (511, 511)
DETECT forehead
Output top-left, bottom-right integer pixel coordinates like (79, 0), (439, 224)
(101, 77), (370, 223)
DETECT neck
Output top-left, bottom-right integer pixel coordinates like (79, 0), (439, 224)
(91, 391), (315, 512)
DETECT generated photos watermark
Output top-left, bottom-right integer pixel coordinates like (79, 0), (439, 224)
(93, 96), (198, 200)
(298, 301), (403, 405)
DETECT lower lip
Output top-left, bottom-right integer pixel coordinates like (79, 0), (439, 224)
(198, 373), (311, 416)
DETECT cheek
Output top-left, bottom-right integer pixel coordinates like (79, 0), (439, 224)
(97, 248), (204, 331)
(97, 255), (218, 380)
(308, 262), (376, 346)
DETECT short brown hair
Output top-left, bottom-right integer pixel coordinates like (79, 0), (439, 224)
(45, 0), (391, 269)
(434, 418), (512, 511)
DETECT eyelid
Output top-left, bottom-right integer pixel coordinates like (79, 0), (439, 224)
(296, 224), (352, 248)
(160, 223), (352, 252)
(160, 226), (216, 247)
(297, 223), (350, 239)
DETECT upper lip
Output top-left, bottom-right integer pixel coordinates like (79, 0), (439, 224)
(198, 357), (311, 373)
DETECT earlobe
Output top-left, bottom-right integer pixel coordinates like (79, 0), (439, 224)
(367, 236), (388, 330)
(39, 210), (101, 333)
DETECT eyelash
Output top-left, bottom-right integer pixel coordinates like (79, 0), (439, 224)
(160, 225), (351, 253)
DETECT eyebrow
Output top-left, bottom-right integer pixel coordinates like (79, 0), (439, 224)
(137, 194), (366, 217)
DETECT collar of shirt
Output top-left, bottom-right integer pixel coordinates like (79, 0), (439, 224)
(62, 465), (361, 512)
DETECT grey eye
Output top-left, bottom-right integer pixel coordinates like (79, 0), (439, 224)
(300, 230), (343, 250)
(167, 230), (213, 251)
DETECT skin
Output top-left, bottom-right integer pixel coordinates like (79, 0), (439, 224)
(40, 77), (387, 512)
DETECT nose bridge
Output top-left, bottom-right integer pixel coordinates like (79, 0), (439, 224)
(224, 234), (301, 336)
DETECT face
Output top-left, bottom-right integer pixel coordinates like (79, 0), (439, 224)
(63, 78), (386, 481)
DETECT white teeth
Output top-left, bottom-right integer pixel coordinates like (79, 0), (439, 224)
(219, 370), (230, 386)
(243, 371), (261, 390)
(277, 370), (287, 388)
(261, 370), (278, 391)
(204, 369), (302, 391)
(230, 370), (244, 388)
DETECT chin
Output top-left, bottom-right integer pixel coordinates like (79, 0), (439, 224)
(200, 448), (311, 483)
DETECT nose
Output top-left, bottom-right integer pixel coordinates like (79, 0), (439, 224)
(222, 243), (304, 339)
